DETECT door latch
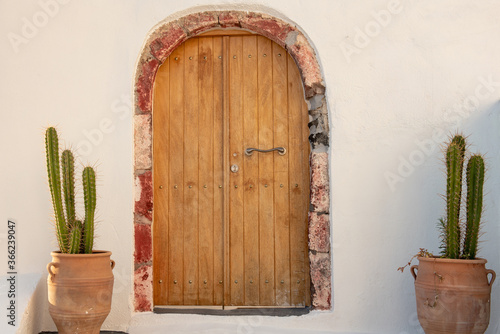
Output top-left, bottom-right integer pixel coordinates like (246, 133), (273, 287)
(244, 147), (286, 156)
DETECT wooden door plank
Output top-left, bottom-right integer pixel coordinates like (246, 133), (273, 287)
(287, 53), (310, 306)
(168, 45), (185, 305)
(272, 43), (291, 306)
(257, 36), (275, 306)
(301, 68), (312, 307)
(198, 37), (215, 305)
(228, 36), (244, 305)
(153, 57), (170, 305)
(242, 35), (259, 306)
(213, 36), (224, 306)
(183, 38), (200, 305)
(222, 35), (231, 307)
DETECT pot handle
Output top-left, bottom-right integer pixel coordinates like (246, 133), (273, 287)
(410, 265), (418, 281)
(47, 262), (58, 279)
(486, 269), (496, 286)
(110, 260), (115, 270)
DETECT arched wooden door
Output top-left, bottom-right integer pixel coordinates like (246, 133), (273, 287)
(152, 30), (310, 309)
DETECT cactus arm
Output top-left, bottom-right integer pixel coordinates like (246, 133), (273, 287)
(437, 218), (447, 256)
(61, 150), (76, 225)
(445, 135), (466, 259)
(463, 155), (485, 259)
(82, 166), (96, 254)
(68, 221), (83, 254)
(45, 127), (69, 253)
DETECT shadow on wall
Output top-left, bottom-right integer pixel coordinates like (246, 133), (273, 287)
(438, 101), (500, 334)
(468, 100), (500, 270)
(390, 100), (500, 334)
(17, 274), (54, 334)
(467, 100), (500, 227)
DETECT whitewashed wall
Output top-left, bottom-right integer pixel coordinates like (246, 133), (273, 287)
(1, 0), (499, 333)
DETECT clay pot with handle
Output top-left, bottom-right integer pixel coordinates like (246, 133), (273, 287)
(47, 251), (115, 334)
(411, 256), (496, 334)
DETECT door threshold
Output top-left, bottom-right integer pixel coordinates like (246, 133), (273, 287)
(154, 306), (310, 317)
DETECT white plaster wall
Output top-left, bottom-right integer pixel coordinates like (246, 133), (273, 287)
(1, 0), (499, 333)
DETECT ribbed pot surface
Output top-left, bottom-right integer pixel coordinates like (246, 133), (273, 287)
(412, 257), (494, 334)
(47, 251), (114, 334)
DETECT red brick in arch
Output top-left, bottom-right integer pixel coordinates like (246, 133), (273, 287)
(133, 10), (331, 312)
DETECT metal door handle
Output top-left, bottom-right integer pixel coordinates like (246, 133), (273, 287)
(244, 147), (286, 156)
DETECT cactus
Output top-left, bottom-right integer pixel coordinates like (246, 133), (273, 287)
(45, 127), (97, 254)
(46, 127), (69, 253)
(440, 135), (485, 259)
(83, 167), (96, 254)
(61, 150), (76, 225)
(444, 135), (466, 259)
(69, 221), (83, 254)
(463, 155), (485, 259)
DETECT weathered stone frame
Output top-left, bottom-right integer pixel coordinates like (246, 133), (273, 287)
(133, 11), (331, 312)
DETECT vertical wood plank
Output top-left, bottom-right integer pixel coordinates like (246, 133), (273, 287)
(198, 37), (215, 305)
(242, 35), (259, 306)
(228, 36), (244, 305)
(168, 45), (185, 305)
(301, 67), (312, 308)
(289, 53), (312, 306)
(153, 58), (170, 306)
(272, 42), (291, 306)
(257, 36), (275, 306)
(183, 38), (199, 305)
(222, 35), (231, 307)
(213, 36), (225, 306)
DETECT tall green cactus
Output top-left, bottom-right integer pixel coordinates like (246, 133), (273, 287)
(46, 127), (69, 253)
(463, 155), (485, 259)
(445, 135), (466, 259)
(83, 167), (96, 254)
(61, 150), (76, 225)
(441, 134), (485, 259)
(45, 127), (97, 254)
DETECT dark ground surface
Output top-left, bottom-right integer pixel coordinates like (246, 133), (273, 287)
(40, 332), (127, 334)
(153, 306), (310, 316)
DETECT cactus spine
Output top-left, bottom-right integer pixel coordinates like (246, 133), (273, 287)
(45, 127), (97, 254)
(445, 135), (466, 259)
(463, 155), (485, 259)
(441, 135), (485, 259)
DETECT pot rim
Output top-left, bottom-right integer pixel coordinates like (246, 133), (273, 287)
(417, 256), (487, 264)
(50, 250), (112, 258)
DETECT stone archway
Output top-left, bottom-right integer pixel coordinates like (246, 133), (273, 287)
(133, 10), (331, 312)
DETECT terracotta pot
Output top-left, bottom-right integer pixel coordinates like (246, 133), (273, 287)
(411, 257), (496, 334)
(47, 251), (115, 334)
